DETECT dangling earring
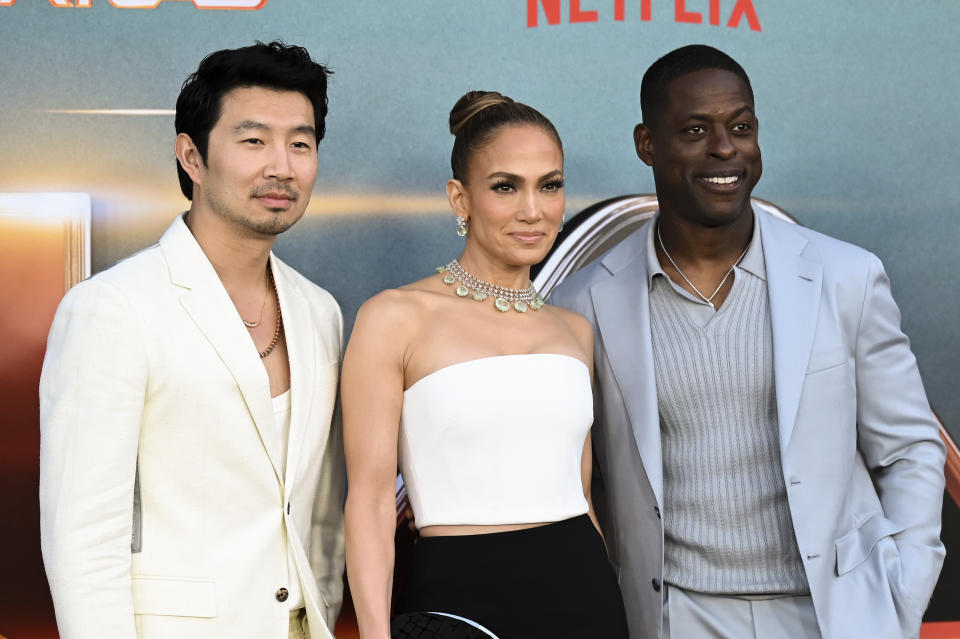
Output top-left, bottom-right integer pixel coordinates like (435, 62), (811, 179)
(558, 216), (565, 233)
(456, 216), (468, 237)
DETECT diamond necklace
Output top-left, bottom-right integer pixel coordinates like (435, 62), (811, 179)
(656, 222), (749, 310)
(438, 259), (545, 313)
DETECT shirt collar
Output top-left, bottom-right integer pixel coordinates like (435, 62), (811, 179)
(645, 211), (766, 290)
(645, 214), (667, 289)
(738, 215), (766, 280)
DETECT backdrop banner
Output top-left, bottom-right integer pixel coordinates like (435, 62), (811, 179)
(1, 1), (958, 635)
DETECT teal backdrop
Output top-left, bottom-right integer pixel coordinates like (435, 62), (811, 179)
(11, 2), (957, 431)
(2, 0), (958, 447)
(3, 1), (958, 426)
(2, 1), (960, 635)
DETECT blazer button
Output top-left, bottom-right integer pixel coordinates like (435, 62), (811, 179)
(276, 587), (289, 602)
(654, 506), (661, 520)
(652, 578), (662, 592)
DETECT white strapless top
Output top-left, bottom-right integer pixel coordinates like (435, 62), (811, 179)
(399, 354), (592, 528)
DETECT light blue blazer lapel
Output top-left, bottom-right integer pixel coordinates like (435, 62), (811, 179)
(758, 209), (823, 455)
(591, 222), (663, 507)
(159, 216), (284, 484)
(272, 257), (316, 491)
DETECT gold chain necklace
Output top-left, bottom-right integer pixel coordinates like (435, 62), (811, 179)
(258, 269), (283, 359)
(241, 280), (270, 328)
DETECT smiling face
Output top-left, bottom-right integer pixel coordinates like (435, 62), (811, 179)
(183, 86), (319, 237)
(449, 124), (565, 269)
(635, 68), (761, 229)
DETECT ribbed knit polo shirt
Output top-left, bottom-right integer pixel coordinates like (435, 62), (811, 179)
(647, 216), (809, 595)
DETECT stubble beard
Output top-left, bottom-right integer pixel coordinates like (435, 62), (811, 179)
(205, 189), (298, 237)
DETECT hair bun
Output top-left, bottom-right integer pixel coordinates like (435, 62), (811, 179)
(449, 91), (514, 136)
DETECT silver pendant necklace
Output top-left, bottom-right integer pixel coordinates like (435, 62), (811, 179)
(438, 259), (545, 313)
(656, 223), (749, 310)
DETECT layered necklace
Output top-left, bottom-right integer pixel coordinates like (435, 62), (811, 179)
(438, 259), (545, 313)
(241, 268), (283, 359)
(241, 282), (270, 328)
(656, 223), (749, 310)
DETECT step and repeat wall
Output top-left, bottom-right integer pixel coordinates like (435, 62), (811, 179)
(1, 1), (958, 635)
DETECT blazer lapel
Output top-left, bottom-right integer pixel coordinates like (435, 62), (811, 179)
(272, 258), (316, 491)
(591, 222), (663, 507)
(159, 216), (284, 483)
(759, 210), (823, 454)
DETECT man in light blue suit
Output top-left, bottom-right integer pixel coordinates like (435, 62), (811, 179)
(550, 45), (946, 639)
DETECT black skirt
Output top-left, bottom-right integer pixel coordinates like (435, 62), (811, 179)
(397, 514), (629, 639)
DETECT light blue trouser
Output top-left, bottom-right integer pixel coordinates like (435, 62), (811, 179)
(663, 584), (822, 639)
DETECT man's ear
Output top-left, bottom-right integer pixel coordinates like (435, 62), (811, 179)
(174, 133), (205, 188)
(446, 178), (468, 221)
(633, 123), (655, 167)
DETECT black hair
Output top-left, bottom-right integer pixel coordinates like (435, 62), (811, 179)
(449, 90), (562, 183)
(175, 41), (332, 200)
(640, 44), (753, 126)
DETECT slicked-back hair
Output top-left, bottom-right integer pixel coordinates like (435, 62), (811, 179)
(640, 44), (753, 127)
(449, 90), (562, 183)
(175, 41), (332, 200)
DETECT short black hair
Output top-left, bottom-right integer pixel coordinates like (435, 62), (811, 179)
(175, 41), (332, 200)
(640, 44), (753, 126)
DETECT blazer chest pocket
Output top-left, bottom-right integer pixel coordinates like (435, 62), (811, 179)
(806, 345), (848, 375)
(132, 575), (217, 618)
(835, 513), (905, 575)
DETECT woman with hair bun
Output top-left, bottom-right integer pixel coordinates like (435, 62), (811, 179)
(342, 91), (628, 638)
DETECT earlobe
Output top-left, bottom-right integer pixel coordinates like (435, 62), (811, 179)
(446, 179), (468, 218)
(634, 124), (655, 167)
(174, 133), (204, 186)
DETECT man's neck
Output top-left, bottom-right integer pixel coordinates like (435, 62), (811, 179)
(184, 208), (274, 291)
(656, 208), (754, 267)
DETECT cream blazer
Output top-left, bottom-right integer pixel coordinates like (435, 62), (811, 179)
(551, 207), (946, 639)
(40, 215), (346, 639)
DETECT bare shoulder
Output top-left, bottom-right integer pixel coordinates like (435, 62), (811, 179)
(355, 287), (418, 333)
(352, 275), (442, 340)
(545, 304), (593, 352)
(547, 303), (592, 334)
(395, 272), (444, 294)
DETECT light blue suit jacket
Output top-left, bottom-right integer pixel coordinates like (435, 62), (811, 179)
(550, 208), (946, 639)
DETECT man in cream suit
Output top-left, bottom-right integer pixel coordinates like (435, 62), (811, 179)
(40, 42), (344, 639)
(551, 45), (945, 638)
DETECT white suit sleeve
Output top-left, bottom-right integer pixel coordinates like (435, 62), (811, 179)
(310, 304), (346, 630)
(310, 400), (346, 629)
(854, 253), (946, 618)
(40, 279), (147, 639)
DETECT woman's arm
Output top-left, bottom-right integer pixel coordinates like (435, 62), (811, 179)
(580, 432), (604, 537)
(342, 292), (410, 639)
(558, 307), (605, 538)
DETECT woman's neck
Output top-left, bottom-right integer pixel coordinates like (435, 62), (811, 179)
(456, 249), (531, 290)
